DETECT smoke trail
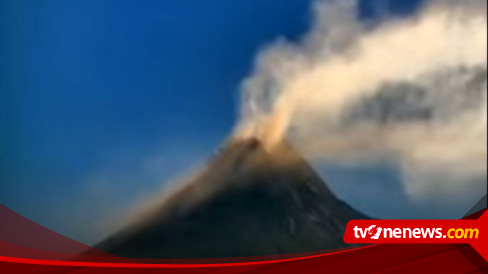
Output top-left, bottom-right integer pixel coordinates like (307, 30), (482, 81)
(236, 0), (487, 202)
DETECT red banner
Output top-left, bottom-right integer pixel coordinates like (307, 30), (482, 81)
(1, 204), (487, 272)
(344, 210), (488, 260)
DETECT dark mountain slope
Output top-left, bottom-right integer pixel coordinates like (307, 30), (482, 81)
(96, 138), (368, 258)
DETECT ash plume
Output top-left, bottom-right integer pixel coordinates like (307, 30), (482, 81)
(235, 0), (487, 204)
(95, 1), (486, 257)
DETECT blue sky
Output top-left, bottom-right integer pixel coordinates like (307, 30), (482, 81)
(0, 0), (445, 244)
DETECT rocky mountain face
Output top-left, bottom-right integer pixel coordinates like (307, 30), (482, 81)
(96, 138), (368, 258)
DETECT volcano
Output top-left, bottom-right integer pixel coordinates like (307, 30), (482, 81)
(96, 138), (369, 258)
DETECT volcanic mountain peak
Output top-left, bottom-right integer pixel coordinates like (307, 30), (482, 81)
(225, 136), (307, 167)
(97, 137), (368, 258)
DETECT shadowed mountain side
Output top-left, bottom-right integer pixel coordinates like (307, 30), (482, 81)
(96, 138), (369, 258)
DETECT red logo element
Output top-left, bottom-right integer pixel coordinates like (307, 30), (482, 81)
(344, 210), (488, 261)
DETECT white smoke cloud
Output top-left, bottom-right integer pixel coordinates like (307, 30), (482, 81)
(236, 0), (487, 205)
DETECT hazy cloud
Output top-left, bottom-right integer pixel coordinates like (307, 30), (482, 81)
(236, 0), (487, 208)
